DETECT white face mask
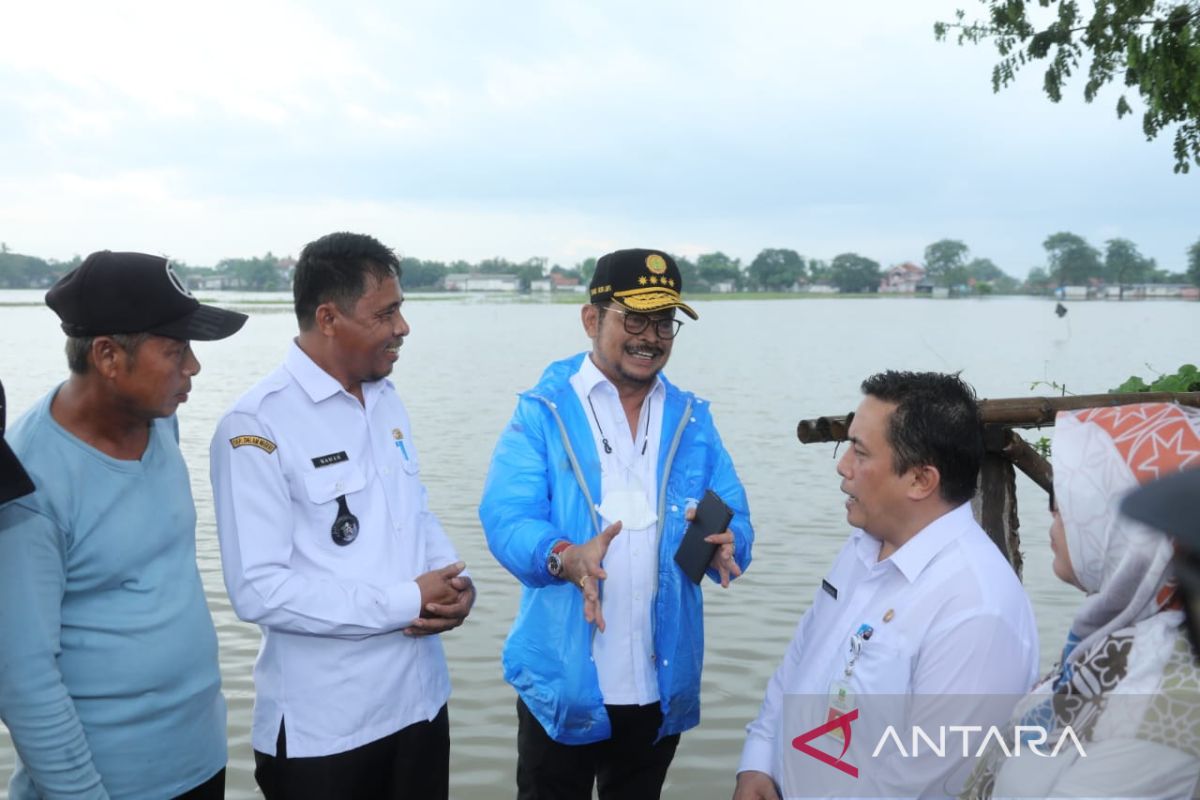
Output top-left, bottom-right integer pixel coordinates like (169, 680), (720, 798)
(596, 487), (658, 530)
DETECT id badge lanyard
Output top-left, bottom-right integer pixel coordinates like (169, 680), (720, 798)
(827, 623), (873, 739)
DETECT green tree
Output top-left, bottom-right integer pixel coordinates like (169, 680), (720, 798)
(747, 248), (807, 290)
(1026, 266), (1053, 293)
(696, 251), (743, 290)
(830, 253), (882, 293)
(217, 253), (286, 290)
(808, 259), (832, 284)
(399, 257), (448, 289)
(0, 250), (54, 288)
(965, 257), (1019, 292)
(1188, 237), (1200, 286)
(574, 257), (597, 284)
(516, 262), (545, 291)
(1103, 238), (1155, 291)
(476, 257), (518, 275)
(672, 255), (699, 290)
(1043, 232), (1102, 285)
(936, 1), (1200, 173)
(923, 239), (971, 287)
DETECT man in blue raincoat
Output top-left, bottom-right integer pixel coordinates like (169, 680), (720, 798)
(480, 247), (754, 800)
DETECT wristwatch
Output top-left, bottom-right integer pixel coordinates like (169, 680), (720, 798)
(546, 540), (572, 579)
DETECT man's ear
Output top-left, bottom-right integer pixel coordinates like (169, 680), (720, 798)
(91, 337), (124, 379)
(907, 464), (941, 502)
(314, 302), (340, 337)
(581, 304), (600, 338)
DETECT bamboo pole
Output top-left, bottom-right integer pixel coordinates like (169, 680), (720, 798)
(796, 391), (1200, 444)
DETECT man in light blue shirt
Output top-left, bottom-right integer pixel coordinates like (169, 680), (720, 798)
(0, 251), (246, 799)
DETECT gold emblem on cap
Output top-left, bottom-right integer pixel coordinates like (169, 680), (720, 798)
(645, 253), (667, 275)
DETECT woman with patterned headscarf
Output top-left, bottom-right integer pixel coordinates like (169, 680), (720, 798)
(963, 402), (1200, 799)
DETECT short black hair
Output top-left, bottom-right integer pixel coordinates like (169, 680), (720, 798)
(860, 370), (983, 505)
(293, 232), (402, 330)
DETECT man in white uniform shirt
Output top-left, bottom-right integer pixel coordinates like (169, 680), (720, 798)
(480, 248), (754, 799)
(734, 371), (1038, 800)
(210, 232), (474, 800)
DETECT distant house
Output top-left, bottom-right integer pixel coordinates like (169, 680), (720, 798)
(550, 273), (583, 292)
(880, 262), (925, 293)
(1056, 286), (1090, 301)
(188, 274), (243, 290)
(1145, 284), (1187, 299)
(710, 280), (736, 293)
(806, 284), (838, 294)
(529, 278), (552, 292)
(443, 273), (520, 292)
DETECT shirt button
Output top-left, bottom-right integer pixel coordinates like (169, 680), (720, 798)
(382, 467), (390, 475)
(670, 504), (678, 513)
(335, 481), (344, 492)
(662, 659), (669, 667)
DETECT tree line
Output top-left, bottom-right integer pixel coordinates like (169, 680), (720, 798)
(2, 234), (1198, 293)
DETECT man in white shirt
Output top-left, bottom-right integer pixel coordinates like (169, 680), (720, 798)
(734, 371), (1039, 800)
(480, 248), (754, 799)
(210, 232), (474, 800)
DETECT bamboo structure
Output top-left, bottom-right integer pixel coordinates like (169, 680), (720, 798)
(795, 391), (1200, 577)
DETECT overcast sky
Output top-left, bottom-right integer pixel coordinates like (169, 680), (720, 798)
(1, 1), (1195, 278)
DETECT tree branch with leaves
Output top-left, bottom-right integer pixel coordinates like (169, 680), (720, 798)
(935, 1), (1200, 173)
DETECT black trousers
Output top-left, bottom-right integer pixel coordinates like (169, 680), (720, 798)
(516, 697), (681, 800)
(253, 705), (450, 800)
(172, 768), (225, 800)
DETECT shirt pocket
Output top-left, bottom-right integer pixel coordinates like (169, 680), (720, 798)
(850, 640), (912, 695)
(303, 463), (368, 506)
(395, 441), (421, 476)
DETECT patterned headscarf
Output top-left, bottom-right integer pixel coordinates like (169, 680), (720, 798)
(1053, 402), (1200, 664)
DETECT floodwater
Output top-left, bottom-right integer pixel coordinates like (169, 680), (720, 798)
(1, 292), (1196, 798)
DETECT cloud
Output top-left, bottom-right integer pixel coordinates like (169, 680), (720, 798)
(0, 0), (1194, 277)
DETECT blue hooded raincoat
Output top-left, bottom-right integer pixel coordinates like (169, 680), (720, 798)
(479, 353), (753, 744)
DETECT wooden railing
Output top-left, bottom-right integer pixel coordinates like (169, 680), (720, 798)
(795, 391), (1200, 577)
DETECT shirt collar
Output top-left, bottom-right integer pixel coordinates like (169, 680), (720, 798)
(576, 353), (665, 402)
(854, 502), (975, 583)
(284, 340), (389, 405)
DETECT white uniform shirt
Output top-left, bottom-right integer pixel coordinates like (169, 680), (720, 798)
(210, 342), (463, 758)
(739, 503), (1039, 797)
(569, 355), (664, 706)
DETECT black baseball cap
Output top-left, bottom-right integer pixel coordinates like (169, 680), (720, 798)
(0, 379), (34, 505)
(1121, 468), (1200, 552)
(589, 248), (698, 320)
(45, 250), (248, 340)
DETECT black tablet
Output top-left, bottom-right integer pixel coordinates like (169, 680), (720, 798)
(673, 490), (734, 585)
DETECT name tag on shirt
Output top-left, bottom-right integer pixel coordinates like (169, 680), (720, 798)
(822, 579), (838, 600)
(311, 451), (349, 468)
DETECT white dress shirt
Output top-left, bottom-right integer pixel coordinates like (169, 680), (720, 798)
(210, 342), (462, 758)
(739, 503), (1039, 798)
(569, 355), (665, 705)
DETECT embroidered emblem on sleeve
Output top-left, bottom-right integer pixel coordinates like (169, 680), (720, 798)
(230, 435), (277, 454)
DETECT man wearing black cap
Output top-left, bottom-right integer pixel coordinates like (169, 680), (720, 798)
(480, 248), (754, 799)
(0, 251), (246, 799)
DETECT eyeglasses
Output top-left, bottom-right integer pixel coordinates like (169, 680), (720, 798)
(604, 305), (684, 340)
